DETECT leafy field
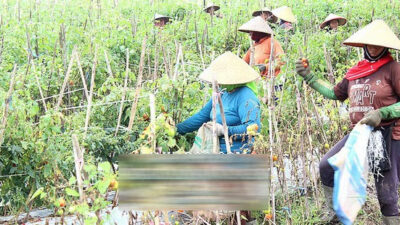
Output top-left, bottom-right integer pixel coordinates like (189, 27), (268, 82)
(0, 0), (399, 224)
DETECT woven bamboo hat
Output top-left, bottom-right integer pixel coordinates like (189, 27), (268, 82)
(199, 52), (259, 85)
(343, 20), (400, 50)
(154, 13), (170, 21)
(272, 6), (296, 23)
(320, 14), (347, 29)
(238, 16), (274, 34)
(203, 3), (220, 12)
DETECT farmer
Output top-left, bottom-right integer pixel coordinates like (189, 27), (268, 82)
(239, 16), (284, 77)
(154, 14), (170, 28)
(252, 7), (278, 23)
(320, 14), (347, 30)
(295, 20), (400, 225)
(176, 52), (261, 154)
(271, 6), (296, 30)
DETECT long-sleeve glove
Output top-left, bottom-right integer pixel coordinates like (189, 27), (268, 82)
(204, 122), (224, 136)
(295, 58), (311, 78)
(360, 110), (382, 127)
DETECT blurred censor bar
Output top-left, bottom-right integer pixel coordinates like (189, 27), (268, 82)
(118, 154), (270, 210)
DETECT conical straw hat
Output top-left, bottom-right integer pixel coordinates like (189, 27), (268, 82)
(343, 20), (400, 50)
(252, 7), (272, 16)
(238, 16), (274, 34)
(320, 14), (347, 29)
(154, 13), (170, 21)
(203, 3), (220, 12)
(199, 52), (259, 85)
(272, 6), (296, 23)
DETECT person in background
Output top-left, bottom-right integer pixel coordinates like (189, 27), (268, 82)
(252, 7), (278, 23)
(176, 52), (261, 154)
(203, 3), (222, 18)
(271, 6), (296, 30)
(154, 14), (170, 28)
(295, 20), (400, 225)
(320, 14), (347, 30)
(239, 16), (284, 77)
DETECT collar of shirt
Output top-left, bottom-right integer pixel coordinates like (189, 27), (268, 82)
(255, 36), (270, 45)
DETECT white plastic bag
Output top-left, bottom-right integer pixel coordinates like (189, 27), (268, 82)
(327, 124), (373, 225)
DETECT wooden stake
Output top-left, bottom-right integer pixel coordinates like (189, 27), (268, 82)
(103, 49), (114, 78)
(211, 80), (219, 154)
(115, 48), (130, 136)
(215, 81), (231, 154)
(127, 37), (147, 131)
(84, 47), (98, 136)
(149, 93), (156, 152)
(74, 51), (90, 100)
(56, 47), (76, 111)
(32, 60), (48, 112)
(0, 65), (17, 146)
(72, 134), (85, 203)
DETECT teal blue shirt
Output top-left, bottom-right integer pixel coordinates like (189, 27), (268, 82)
(177, 87), (261, 153)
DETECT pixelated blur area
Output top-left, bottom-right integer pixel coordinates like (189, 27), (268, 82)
(118, 154), (270, 210)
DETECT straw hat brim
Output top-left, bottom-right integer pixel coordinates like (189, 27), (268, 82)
(199, 52), (259, 85)
(272, 6), (296, 23)
(154, 14), (170, 21)
(252, 8), (272, 17)
(320, 15), (347, 29)
(238, 16), (274, 34)
(204, 5), (220, 12)
(343, 19), (400, 50)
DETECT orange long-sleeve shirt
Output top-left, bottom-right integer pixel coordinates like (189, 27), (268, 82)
(243, 36), (284, 77)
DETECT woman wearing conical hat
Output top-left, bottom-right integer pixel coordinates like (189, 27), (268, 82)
(252, 7), (278, 23)
(176, 52), (261, 154)
(271, 6), (296, 30)
(295, 20), (400, 225)
(320, 14), (347, 30)
(203, 3), (222, 18)
(154, 13), (171, 28)
(239, 16), (284, 77)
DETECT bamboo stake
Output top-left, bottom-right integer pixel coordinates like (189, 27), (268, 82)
(249, 37), (255, 66)
(153, 34), (159, 81)
(72, 134), (85, 203)
(173, 43), (182, 81)
(214, 81), (231, 154)
(266, 34), (276, 224)
(31, 60), (48, 112)
(55, 47), (76, 111)
(127, 37), (147, 131)
(0, 65), (17, 146)
(149, 93), (156, 152)
(235, 211), (241, 225)
(211, 80), (219, 154)
(115, 48), (130, 136)
(103, 49), (114, 78)
(84, 47), (98, 136)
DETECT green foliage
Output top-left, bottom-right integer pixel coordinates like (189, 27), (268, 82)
(0, 0), (397, 223)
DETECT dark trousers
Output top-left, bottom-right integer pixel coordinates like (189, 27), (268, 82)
(319, 135), (400, 216)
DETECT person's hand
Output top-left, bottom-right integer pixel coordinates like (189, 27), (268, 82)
(295, 58), (310, 78)
(255, 64), (266, 72)
(360, 110), (382, 127)
(204, 122), (224, 136)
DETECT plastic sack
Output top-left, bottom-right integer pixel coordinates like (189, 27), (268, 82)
(327, 124), (373, 225)
(190, 124), (219, 154)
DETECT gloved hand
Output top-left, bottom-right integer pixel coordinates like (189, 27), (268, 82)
(204, 122), (224, 136)
(255, 64), (266, 72)
(360, 110), (382, 127)
(295, 58), (311, 78)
